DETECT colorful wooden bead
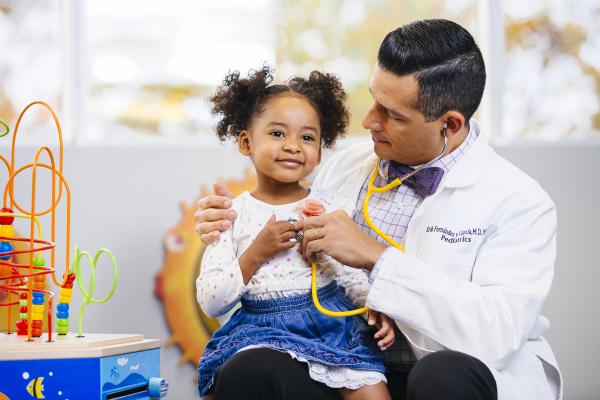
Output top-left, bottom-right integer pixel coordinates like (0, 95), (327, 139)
(33, 255), (45, 266)
(57, 303), (69, 312)
(0, 225), (14, 238)
(0, 207), (14, 225)
(57, 319), (69, 327)
(0, 241), (12, 260)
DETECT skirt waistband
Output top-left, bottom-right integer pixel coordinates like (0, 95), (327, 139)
(241, 281), (341, 314)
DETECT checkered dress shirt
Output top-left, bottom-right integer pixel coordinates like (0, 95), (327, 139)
(351, 128), (477, 370)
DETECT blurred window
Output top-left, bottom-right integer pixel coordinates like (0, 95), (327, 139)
(502, 0), (600, 140)
(0, 0), (64, 143)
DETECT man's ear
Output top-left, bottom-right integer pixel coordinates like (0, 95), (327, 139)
(441, 111), (465, 138)
(238, 130), (251, 155)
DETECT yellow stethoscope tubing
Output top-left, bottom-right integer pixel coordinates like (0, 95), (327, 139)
(311, 131), (448, 317)
(310, 161), (404, 317)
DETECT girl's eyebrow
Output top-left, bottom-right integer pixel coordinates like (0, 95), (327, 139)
(267, 121), (318, 133)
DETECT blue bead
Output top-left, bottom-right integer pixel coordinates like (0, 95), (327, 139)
(57, 311), (69, 319)
(0, 241), (12, 260)
(57, 303), (69, 312)
(32, 297), (44, 305)
(32, 292), (44, 299)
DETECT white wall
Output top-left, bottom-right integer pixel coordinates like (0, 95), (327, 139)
(4, 141), (598, 399)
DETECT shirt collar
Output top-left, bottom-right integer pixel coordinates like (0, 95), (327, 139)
(378, 121), (479, 181)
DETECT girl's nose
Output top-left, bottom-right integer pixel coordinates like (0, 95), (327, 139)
(283, 137), (301, 152)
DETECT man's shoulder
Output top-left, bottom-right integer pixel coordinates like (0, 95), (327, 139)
(482, 149), (554, 207)
(316, 140), (375, 182)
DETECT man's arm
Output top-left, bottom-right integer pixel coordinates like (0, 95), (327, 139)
(366, 196), (556, 370)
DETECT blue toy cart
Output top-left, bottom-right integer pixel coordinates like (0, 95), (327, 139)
(0, 333), (169, 399)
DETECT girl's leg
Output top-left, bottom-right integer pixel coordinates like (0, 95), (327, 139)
(202, 395), (214, 400)
(339, 382), (391, 400)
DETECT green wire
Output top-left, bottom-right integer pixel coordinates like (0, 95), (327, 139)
(73, 246), (118, 337)
(0, 118), (9, 138)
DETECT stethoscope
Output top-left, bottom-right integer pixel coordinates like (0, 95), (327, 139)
(311, 123), (449, 317)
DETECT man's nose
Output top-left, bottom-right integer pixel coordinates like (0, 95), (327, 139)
(362, 104), (383, 132)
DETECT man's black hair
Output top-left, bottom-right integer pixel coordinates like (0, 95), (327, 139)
(378, 19), (486, 123)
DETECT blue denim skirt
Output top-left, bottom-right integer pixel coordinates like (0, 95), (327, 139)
(197, 281), (385, 396)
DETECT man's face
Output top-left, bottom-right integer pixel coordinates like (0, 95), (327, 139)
(362, 64), (445, 165)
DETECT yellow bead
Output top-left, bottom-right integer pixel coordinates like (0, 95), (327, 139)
(60, 288), (73, 296)
(58, 296), (71, 304)
(0, 225), (14, 238)
(32, 304), (44, 313)
(31, 312), (44, 320)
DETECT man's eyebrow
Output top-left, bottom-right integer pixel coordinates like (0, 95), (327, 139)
(267, 121), (318, 133)
(368, 87), (410, 120)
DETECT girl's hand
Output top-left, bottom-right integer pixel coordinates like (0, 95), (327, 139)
(368, 310), (396, 351)
(238, 215), (297, 283)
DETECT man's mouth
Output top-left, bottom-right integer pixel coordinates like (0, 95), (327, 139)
(371, 134), (390, 144)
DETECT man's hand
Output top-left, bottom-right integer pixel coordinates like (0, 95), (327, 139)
(296, 210), (386, 270)
(194, 182), (236, 244)
(238, 215), (297, 284)
(368, 310), (396, 351)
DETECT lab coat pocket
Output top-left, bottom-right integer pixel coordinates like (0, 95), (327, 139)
(423, 251), (476, 282)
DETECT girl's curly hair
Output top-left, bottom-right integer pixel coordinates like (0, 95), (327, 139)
(210, 65), (349, 148)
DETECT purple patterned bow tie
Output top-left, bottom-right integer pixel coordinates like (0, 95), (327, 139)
(387, 161), (445, 197)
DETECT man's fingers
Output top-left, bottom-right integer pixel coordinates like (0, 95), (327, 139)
(197, 194), (233, 212)
(305, 239), (326, 261)
(213, 182), (233, 198)
(196, 219), (231, 236)
(199, 231), (220, 245)
(195, 207), (237, 225)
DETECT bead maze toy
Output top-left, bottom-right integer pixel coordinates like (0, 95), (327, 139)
(0, 102), (168, 399)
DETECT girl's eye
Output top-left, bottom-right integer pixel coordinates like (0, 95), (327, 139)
(302, 135), (317, 142)
(271, 130), (284, 138)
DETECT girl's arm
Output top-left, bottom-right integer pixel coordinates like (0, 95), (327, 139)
(196, 225), (248, 318)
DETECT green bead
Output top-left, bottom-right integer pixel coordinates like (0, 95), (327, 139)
(57, 327), (69, 335)
(20, 299), (27, 306)
(57, 319), (69, 327)
(20, 313), (28, 319)
(33, 255), (45, 267)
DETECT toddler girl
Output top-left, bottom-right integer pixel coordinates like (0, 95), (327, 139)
(197, 65), (393, 400)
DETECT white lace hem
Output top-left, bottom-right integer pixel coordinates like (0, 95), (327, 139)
(237, 345), (386, 390)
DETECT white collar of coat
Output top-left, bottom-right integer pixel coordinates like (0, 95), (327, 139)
(441, 119), (491, 189)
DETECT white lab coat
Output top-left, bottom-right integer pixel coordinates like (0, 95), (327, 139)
(312, 125), (562, 400)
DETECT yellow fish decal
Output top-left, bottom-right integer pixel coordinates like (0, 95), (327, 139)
(0, 392), (10, 400)
(26, 377), (45, 399)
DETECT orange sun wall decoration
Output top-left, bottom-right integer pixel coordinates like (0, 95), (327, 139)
(154, 171), (256, 367)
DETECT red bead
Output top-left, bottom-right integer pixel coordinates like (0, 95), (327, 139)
(19, 306), (27, 313)
(17, 329), (28, 336)
(20, 292), (28, 299)
(32, 320), (42, 328)
(31, 328), (42, 337)
(16, 320), (28, 330)
(63, 282), (73, 289)
(0, 207), (14, 225)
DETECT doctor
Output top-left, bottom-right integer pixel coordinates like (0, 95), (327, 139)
(195, 19), (561, 400)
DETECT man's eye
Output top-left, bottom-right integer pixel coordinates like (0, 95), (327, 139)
(271, 130), (284, 138)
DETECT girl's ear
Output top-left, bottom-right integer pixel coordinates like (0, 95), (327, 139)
(238, 130), (251, 155)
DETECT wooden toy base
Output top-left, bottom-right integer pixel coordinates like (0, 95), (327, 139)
(0, 333), (168, 399)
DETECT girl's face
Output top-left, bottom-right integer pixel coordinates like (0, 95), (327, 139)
(239, 95), (322, 184)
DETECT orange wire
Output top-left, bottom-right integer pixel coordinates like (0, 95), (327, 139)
(0, 101), (70, 342)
